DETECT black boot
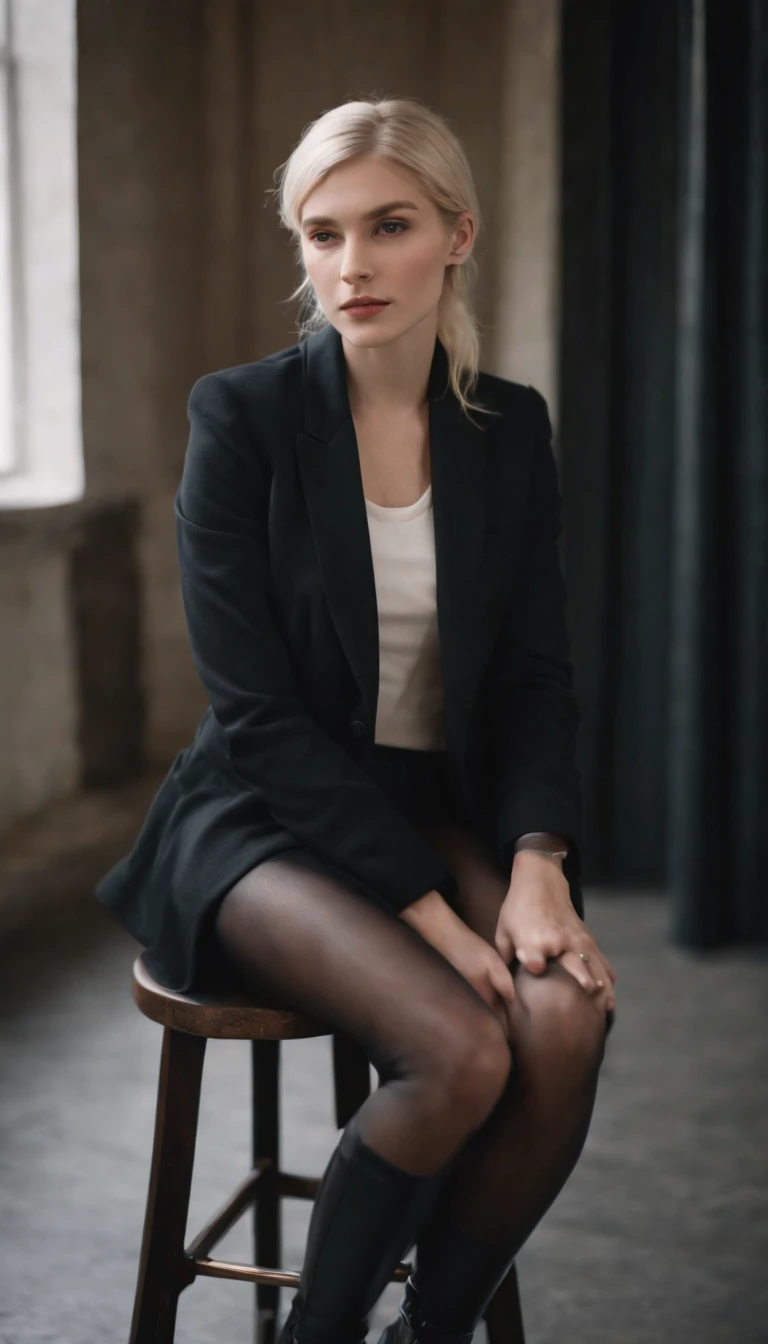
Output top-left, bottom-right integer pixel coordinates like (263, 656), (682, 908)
(276, 1117), (452, 1344)
(277, 1292), (304, 1344)
(376, 1275), (474, 1344)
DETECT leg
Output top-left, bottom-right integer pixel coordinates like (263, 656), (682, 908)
(129, 1027), (207, 1344)
(407, 823), (610, 1335)
(213, 856), (513, 1344)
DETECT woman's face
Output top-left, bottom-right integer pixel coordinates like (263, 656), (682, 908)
(298, 155), (474, 349)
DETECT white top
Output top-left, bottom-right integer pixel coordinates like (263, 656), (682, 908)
(364, 483), (446, 751)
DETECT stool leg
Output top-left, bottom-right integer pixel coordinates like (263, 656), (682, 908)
(252, 1038), (281, 1344)
(483, 1262), (526, 1344)
(129, 1027), (207, 1344)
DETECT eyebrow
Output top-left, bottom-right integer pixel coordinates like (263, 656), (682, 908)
(301, 200), (420, 229)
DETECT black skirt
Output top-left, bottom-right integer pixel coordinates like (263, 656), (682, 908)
(98, 737), (493, 996)
(192, 742), (479, 993)
(366, 743), (472, 827)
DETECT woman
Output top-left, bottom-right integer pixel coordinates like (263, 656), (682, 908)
(96, 96), (617, 1344)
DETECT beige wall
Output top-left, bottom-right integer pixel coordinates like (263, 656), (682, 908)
(0, 0), (560, 831)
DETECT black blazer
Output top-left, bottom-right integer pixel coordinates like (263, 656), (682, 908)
(95, 322), (584, 991)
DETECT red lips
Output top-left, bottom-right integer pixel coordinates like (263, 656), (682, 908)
(341, 295), (389, 309)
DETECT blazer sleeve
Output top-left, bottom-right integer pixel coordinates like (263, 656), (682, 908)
(486, 386), (584, 886)
(174, 372), (457, 914)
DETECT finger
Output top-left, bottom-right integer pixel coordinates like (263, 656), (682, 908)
(515, 946), (548, 973)
(588, 954), (617, 1007)
(475, 978), (506, 1026)
(494, 928), (514, 964)
(590, 944), (618, 983)
(567, 947), (612, 996)
(489, 957), (516, 1006)
(480, 975), (513, 1036)
(600, 969), (617, 1011)
(579, 924), (618, 985)
(556, 949), (601, 994)
(559, 952), (616, 1010)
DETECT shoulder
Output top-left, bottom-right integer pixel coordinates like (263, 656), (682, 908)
(180, 343), (308, 500)
(187, 338), (306, 422)
(473, 368), (551, 433)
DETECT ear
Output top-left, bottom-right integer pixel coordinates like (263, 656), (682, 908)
(447, 210), (476, 264)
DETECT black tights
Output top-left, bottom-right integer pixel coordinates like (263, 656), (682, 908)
(214, 828), (608, 1342)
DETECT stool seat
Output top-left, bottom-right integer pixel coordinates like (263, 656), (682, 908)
(132, 954), (329, 1039)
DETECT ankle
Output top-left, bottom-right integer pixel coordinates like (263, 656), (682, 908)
(399, 1276), (475, 1344)
(293, 1298), (367, 1344)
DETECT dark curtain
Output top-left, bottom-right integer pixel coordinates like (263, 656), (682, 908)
(558, 0), (767, 945)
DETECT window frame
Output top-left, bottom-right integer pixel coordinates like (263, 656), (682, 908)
(0, 1), (15, 475)
(0, 0), (83, 511)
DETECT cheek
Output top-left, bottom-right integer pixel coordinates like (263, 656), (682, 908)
(303, 252), (329, 291)
(399, 239), (446, 296)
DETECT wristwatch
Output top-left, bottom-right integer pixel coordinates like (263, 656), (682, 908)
(513, 831), (569, 866)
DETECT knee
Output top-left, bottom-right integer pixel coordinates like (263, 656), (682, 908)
(516, 965), (608, 1073)
(427, 1011), (513, 1129)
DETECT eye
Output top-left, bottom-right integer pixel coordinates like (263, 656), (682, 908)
(377, 219), (408, 236)
(307, 219), (409, 245)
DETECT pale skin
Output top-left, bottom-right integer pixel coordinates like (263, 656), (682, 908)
(299, 154), (617, 1039)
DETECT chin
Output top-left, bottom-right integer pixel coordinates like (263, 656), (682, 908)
(336, 324), (394, 348)
(342, 317), (426, 352)
(345, 330), (399, 349)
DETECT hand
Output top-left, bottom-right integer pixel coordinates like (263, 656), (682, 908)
(399, 889), (516, 1033)
(494, 852), (617, 1013)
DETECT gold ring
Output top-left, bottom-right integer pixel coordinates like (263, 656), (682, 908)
(578, 952), (591, 962)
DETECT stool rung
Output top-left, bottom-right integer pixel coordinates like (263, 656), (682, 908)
(194, 1258), (301, 1287)
(186, 1163), (325, 1262)
(276, 1171), (321, 1199)
(191, 1256), (413, 1287)
(186, 1159), (272, 1259)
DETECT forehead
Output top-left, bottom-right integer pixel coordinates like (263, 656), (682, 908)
(299, 157), (427, 223)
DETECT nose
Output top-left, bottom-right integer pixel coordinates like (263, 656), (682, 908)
(340, 240), (373, 284)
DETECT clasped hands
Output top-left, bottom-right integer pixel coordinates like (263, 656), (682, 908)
(496, 849), (617, 1014)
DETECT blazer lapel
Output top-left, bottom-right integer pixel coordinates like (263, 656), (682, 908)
(429, 374), (489, 749)
(296, 326), (380, 726)
(296, 322), (489, 744)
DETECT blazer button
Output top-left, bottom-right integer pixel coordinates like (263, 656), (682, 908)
(349, 719), (366, 739)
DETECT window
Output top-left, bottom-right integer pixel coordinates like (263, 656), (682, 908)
(0, 0), (13, 473)
(0, 0), (82, 509)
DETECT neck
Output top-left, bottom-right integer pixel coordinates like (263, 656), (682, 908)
(342, 312), (438, 415)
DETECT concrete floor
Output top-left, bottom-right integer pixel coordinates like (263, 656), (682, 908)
(0, 890), (766, 1344)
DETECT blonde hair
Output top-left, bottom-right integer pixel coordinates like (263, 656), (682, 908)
(270, 95), (496, 422)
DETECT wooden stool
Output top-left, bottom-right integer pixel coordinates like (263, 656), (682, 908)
(129, 953), (526, 1344)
